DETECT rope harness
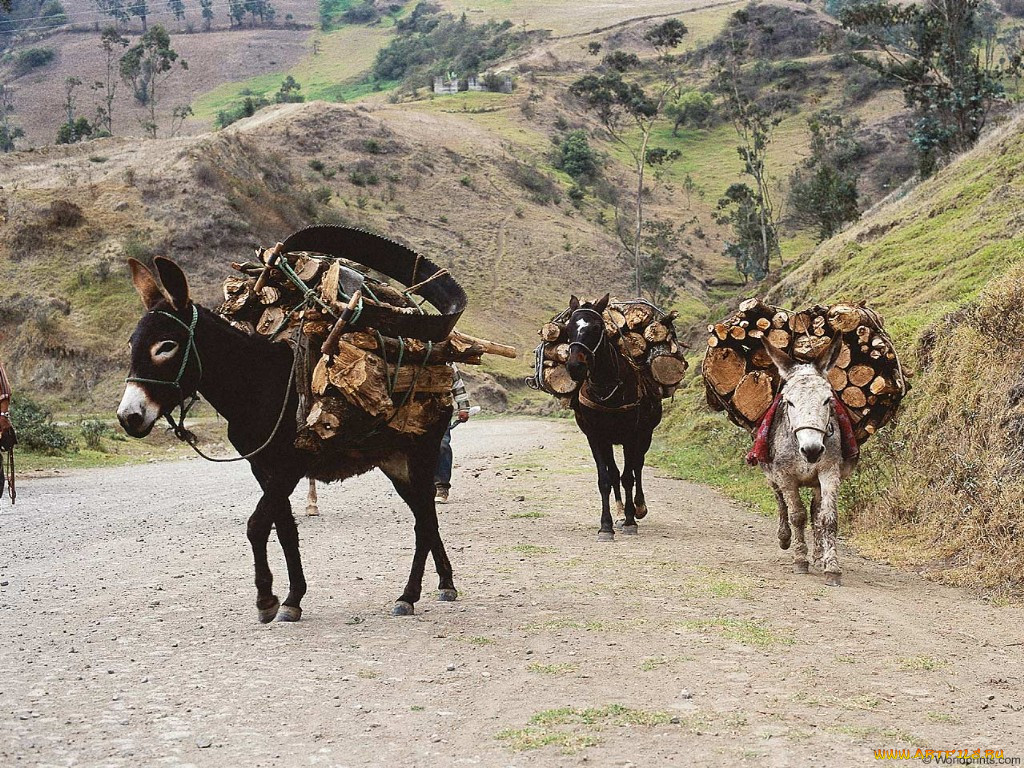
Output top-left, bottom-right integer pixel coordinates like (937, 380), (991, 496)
(570, 307), (645, 413)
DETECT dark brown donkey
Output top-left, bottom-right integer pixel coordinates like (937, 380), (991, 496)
(564, 295), (663, 541)
(116, 257), (456, 621)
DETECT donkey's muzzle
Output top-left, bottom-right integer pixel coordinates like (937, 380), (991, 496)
(800, 444), (824, 464)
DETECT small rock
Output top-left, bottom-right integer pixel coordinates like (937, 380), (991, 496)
(446, 664), (456, 672)
(196, 737), (212, 749)
(0, 581), (8, 587)
(670, 716), (681, 724)
(679, 689), (692, 700)
(514, 496), (525, 502)
(113, 201), (130, 212)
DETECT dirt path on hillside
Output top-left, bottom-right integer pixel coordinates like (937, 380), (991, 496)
(1, 418), (1022, 767)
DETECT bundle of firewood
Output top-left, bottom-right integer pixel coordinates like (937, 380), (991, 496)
(534, 299), (689, 403)
(216, 251), (515, 447)
(702, 298), (909, 443)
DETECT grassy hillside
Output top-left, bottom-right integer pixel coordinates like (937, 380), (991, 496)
(655, 113), (1024, 599)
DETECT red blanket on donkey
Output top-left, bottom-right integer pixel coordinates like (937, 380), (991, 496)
(745, 394), (860, 466)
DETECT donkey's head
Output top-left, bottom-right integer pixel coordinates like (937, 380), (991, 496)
(564, 293), (610, 383)
(117, 257), (199, 438)
(763, 334), (843, 464)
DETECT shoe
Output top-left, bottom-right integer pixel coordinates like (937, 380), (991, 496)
(435, 486), (449, 504)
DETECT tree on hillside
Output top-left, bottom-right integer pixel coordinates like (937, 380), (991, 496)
(58, 77), (94, 144)
(95, 0), (129, 27)
(200, 0), (214, 31)
(788, 111), (863, 240)
(93, 26), (128, 136)
(1000, 25), (1024, 97)
(569, 19), (688, 297)
(166, 0), (184, 23)
(840, 0), (1007, 176)
(228, 0), (246, 28)
(0, 83), (25, 153)
(127, 0), (148, 30)
(120, 25), (187, 138)
(710, 8), (788, 280)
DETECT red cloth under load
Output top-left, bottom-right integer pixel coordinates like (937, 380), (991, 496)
(745, 393), (860, 466)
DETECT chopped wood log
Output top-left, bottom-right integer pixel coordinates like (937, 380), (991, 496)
(733, 371), (775, 423)
(258, 286), (281, 305)
(256, 306), (287, 336)
(605, 308), (627, 331)
(729, 326), (747, 340)
(293, 255), (322, 283)
(218, 286), (257, 316)
(620, 332), (647, 358)
(704, 347), (746, 395)
(643, 322), (671, 344)
(827, 367), (848, 391)
(748, 328), (764, 339)
(223, 276), (251, 300)
(543, 365), (578, 395)
(751, 347), (774, 368)
(389, 395), (449, 436)
(827, 304), (866, 333)
(841, 386), (867, 409)
(772, 311), (789, 329)
(766, 329), (790, 349)
(856, 325), (872, 344)
(448, 331), (517, 359)
(320, 261), (341, 306)
(707, 335), (719, 348)
(543, 343), (570, 363)
(714, 323), (729, 340)
(836, 343), (852, 370)
(388, 363), (455, 394)
(650, 354), (688, 387)
(540, 322), (565, 343)
(228, 319), (256, 335)
(791, 313), (812, 334)
(847, 364), (875, 388)
(624, 304), (654, 329)
(869, 375), (898, 396)
(739, 297), (768, 314)
(756, 317), (772, 331)
(320, 341), (394, 418)
(793, 334), (831, 360)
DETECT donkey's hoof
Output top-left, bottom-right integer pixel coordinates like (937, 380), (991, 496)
(392, 600), (415, 616)
(621, 524), (638, 536)
(305, 505), (320, 517)
(824, 572), (842, 587)
(257, 596), (280, 624)
(597, 531), (615, 542)
(634, 503), (648, 520)
(438, 588), (458, 602)
(276, 605), (302, 622)
(793, 562), (810, 575)
(779, 531), (792, 550)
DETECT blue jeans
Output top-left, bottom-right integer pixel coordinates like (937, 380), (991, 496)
(435, 424), (454, 488)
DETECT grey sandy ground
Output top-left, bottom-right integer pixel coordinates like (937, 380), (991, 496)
(1, 418), (1021, 767)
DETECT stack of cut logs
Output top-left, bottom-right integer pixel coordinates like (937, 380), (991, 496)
(537, 300), (689, 403)
(702, 298), (909, 443)
(217, 252), (515, 447)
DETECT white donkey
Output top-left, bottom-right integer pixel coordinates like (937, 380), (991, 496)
(760, 335), (858, 586)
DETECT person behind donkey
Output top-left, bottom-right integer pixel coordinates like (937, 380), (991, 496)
(0, 354), (16, 504)
(434, 364), (472, 503)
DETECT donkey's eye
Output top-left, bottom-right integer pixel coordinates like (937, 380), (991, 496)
(152, 341), (179, 360)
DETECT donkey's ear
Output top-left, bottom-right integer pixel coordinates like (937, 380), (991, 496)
(762, 337), (796, 379)
(128, 258), (166, 310)
(592, 293), (610, 314)
(569, 295), (580, 311)
(154, 257), (191, 311)
(816, 333), (844, 375)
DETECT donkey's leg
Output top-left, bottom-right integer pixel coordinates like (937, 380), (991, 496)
(381, 453), (452, 615)
(771, 483), (791, 550)
(272, 498), (308, 622)
(587, 437), (616, 542)
(619, 440), (640, 535)
(631, 429), (653, 521)
(305, 478), (320, 517)
(818, 470), (842, 587)
(247, 493), (281, 623)
(608, 450), (625, 517)
(780, 486), (809, 574)
(810, 486), (824, 569)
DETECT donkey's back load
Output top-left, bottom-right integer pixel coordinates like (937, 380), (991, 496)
(215, 227), (515, 449)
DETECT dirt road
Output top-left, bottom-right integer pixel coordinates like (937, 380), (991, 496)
(1, 417), (1021, 767)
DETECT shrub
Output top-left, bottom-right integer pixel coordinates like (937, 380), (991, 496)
(348, 160), (379, 186)
(47, 200), (83, 227)
(80, 419), (111, 451)
(553, 130), (600, 184)
(11, 396), (76, 455)
(311, 185), (333, 203)
(13, 47), (55, 76)
(509, 160), (561, 204)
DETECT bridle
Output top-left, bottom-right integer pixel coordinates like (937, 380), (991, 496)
(125, 306), (203, 439)
(566, 308), (605, 360)
(779, 390), (836, 439)
(569, 307), (643, 410)
(125, 305), (295, 463)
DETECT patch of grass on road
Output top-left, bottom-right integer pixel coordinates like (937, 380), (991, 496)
(509, 510), (545, 519)
(682, 617), (795, 648)
(527, 662), (578, 675)
(498, 703), (680, 753)
(496, 727), (597, 754)
(898, 655), (945, 671)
